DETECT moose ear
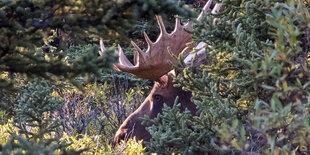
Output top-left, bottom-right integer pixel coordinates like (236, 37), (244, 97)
(158, 74), (170, 88)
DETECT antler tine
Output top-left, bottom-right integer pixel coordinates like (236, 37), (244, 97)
(98, 41), (134, 72)
(131, 41), (145, 65)
(118, 45), (133, 67)
(203, 0), (213, 11)
(155, 15), (168, 36)
(99, 39), (106, 56)
(143, 32), (153, 51)
(174, 18), (182, 31)
(183, 21), (193, 31)
(211, 3), (222, 24)
(197, 0), (213, 21)
(211, 3), (222, 14)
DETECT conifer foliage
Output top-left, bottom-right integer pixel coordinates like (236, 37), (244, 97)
(0, 0), (194, 90)
(144, 0), (310, 154)
(1, 0), (310, 154)
(0, 0), (194, 154)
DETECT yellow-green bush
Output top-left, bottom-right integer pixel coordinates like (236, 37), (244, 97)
(114, 138), (146, 155)
(61, 133), (109, 154)
(61, 133), (145, 155)
(0, 119), (19, 145)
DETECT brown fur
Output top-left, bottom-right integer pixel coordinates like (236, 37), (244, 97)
(113, 74), (196, 145)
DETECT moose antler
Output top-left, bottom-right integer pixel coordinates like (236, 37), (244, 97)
(100, 0), (222, 82)
(114, 15), (193, 82)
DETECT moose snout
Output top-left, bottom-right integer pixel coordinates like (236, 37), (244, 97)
(112, 101), (153, 146)
(113, 119), (140, 145)
(113, 127), (131, 146)
(113, 112), (140, 145)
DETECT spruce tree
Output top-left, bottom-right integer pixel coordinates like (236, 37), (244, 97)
(144, 0), (310, 154)
(0, 0), (195, 153)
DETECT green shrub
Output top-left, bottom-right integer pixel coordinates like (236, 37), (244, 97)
(144, 0), (310, 154)
(0, 79), (71, 154)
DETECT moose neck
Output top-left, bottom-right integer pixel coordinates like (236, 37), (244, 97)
(113, 73), (196, 145)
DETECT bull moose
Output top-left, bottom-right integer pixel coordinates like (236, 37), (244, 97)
(99, 0), (222, 145)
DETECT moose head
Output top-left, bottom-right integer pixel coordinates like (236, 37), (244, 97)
(99, 0), (222, 145)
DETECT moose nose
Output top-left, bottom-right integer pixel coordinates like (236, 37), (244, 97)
(113, 127), (130, 146)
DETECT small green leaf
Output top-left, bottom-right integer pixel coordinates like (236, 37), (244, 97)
(261, 85), (276, 90)
(271, 95), (283, 111)
(282, 104), (291, 115)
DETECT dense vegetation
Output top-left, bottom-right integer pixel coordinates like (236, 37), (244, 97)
(144, 0), (310, 154)
(0, 0), (309, 154)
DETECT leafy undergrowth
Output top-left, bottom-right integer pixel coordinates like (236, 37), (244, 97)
(0, 119), (19, 145)
(113, 138), (146, 155)
(0, 120), (146, 154)
(61, 133), (146, 154)
(0, 77), (149, 154)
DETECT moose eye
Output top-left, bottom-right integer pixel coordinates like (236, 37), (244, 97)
(153, 94), (163, 102)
